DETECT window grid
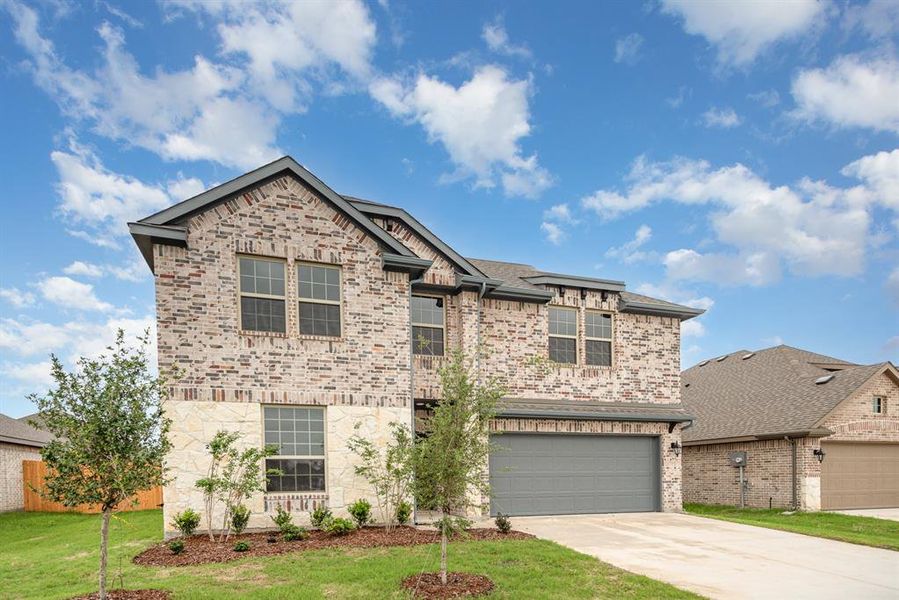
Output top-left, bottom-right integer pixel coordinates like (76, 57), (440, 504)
(548, 306), (578, 364)
(585, 311), (613, 367)
(263, 406), (326, 493)
(238, 257), (287, 333)
(412, 295), (445, 356)
(298, 263), (341, 337)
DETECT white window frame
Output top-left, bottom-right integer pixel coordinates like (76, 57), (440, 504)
(585, 310), (614, 367)
(411, 294), (446, 356)
(297, 261), (342, 337)
(548, 306), (578, 365)
(262, 405), (327, 494)
(237, 255), (287, 334)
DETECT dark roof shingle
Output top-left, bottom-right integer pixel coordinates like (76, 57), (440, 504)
(0, 413), (52, 447)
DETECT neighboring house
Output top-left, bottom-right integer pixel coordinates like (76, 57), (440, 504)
(0, 413), (52, 511)
(129, 156), (702, 535)
(681, 345), (899, 511)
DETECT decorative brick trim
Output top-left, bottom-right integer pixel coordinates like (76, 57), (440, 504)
(168, 387), (408, 408)
(264, 493), (329, 513)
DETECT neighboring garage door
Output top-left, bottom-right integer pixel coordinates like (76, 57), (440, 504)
(821, 442), (899, 509)
(489, 434), (660, 516)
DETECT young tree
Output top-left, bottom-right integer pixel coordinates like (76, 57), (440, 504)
(30, 330), (173, 600)
(412, 349), (503, 585)
(195, 430), (278, 541)
(347, 420), (415, 532)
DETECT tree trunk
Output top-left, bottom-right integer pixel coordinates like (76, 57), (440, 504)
(440, 519), (448, 585)
(99, 507), (111, 600)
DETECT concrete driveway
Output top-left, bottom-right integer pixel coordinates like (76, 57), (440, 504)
(514, 513), (899, 600)
(834, 508), (899, 521)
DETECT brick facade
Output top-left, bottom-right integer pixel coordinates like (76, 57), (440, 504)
(150, 172), (687, 535)
(0, 442), (41, 512)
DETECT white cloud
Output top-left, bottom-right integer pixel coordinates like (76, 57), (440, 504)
(36, 276), (113, 312)
(841, 148), (899, 210)
(482, 19), (531, 59)
(791, 54), (899, 134)
(887, 266), (899, 308)
(614, 33), (644, 66)
(0, 315), (156, 362)
(581, 152), (894, 285)
(166, 175), (207, 201)
(63, 261), (103, 278)
(0, 288), (35, 308)
(748, 89), (780, 108)
(605, 225), (655, 264)
(540, 221), (565, 245)
(660, 0), (828, 67)
(701, 106), (742, 128)
(843, 0), (899, 41)
(0, 360), (54, 387)
(666, 86), (691, 109)
(681, 319), (706, 338)
(370, 66), (552, 198)
(634, 282), (712, 338)
(543, 203), (578, 224)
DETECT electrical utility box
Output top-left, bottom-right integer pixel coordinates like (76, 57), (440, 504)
(728, 451), (747, 467)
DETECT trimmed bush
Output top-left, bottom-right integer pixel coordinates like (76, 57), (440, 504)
(324, 517), (356, 536)
(233, 541), (250, 552)
(348, 498), (372, 528)
(170, 508), (201, 537)
(395, 501), (412, 525)
(230, 504), (251, 535)
(281, 523), (308, 542)
(271, 506), (293, 531)
(495, 513), (512, 534)
(168, 539), (185, 555)
(310, 505), (332, 529)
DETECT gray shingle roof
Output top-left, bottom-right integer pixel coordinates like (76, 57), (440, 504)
(0, 413), (52, 447)
(681, 345), (895, 443)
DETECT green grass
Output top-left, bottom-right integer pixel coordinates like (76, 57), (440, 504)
(685, 503), (899, 551)
(0, 510), (699, 599)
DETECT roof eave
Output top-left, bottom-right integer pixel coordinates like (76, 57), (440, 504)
(522, 273), (626, 293)
(485, 285), (555, 303)
(127, 222), (188, 272)
(620, 299), (705, 321)
(498, 409), (694, 423)
(382, 254), (433, 279)
(683, 428), (834, 446)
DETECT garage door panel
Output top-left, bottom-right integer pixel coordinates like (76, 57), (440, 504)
(489, 434), (660, 516)
(821, 442), (899, 510)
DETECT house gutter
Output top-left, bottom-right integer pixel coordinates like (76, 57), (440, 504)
(409, 275), (423, 524)
(786, 436), (798, 510)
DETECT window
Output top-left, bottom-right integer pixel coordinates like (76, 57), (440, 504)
(873, 396), (885, 414)
(411, 295), (445, 356)
(239, 257), (286, 333)
(298, 264), (341, 337)
(264, 406), (325, 493)
(585, 311), (613, 367)
(548, 306), (577, 364)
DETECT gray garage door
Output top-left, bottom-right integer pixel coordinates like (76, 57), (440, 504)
(489, 434), (660, 516)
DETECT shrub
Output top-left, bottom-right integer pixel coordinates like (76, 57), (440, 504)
(324, 517), (356, 536)
(310, 505), (332, 528)
(230, 504), (251, 535)
(495, 513), (512, 534)
(271, 505), (293, 531)
(168, 539), (185, 555)
(171, 508), (202, 537)
(281, 523), (308, 542)
(395, 501), (412, 525)
(233, 541), (250, 552)
(348, 498), (372, 528)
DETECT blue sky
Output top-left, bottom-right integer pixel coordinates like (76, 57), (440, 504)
(1, 0), (897, 417)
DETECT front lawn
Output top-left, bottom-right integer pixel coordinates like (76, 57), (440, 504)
(685, 503), (899, 551)
(0, 510), (699, 599)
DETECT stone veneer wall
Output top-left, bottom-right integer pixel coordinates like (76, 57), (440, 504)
(0, 442), (41, 512)
(163, 400), (410, 536)
(491, 418), (684, 512)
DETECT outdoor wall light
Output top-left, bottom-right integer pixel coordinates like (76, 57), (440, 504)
(670, 441), (682, 457)
(813, 448), (826, 463)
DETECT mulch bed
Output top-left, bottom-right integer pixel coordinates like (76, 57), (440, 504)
(402, 572), (494, 599)
(134, 527), (533, 567)
(70, 591), (170, 600)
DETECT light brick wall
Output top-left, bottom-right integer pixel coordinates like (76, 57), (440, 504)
(822, 371), (899, 442)
(0, 442), (41, 512)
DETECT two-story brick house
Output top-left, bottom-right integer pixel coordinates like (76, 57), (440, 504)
(130, 157), (702, 535)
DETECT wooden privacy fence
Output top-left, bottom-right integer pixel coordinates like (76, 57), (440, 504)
(22, 460), (163, 513)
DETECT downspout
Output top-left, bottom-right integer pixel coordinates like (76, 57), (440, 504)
(409, 276), (423, 523)
(786, 436), (798, 510)
(477, 281), (487, 383)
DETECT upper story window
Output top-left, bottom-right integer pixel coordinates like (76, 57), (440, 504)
(264, 406), (326, 493)
(873, 396), (885, 414)
(585, 311), (613, 367)
(239, 257), (286, 333)
(411, 295), (445, 356)
(298, 264), (341, 337)
(548, 306), (577, 364)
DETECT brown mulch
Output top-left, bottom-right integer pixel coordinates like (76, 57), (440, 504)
(70, 590), (170, 600)
(402, 572), (494, 599)
(134, 527), (533, 567)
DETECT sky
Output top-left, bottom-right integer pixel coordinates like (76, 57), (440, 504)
(0, 0), (897, 417)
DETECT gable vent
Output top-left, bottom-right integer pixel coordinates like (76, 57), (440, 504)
(716, 355), (728, 362)
(742, 353), (755, 360)
(815, 374), (835, 385)
(698, 360), (710, 367)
